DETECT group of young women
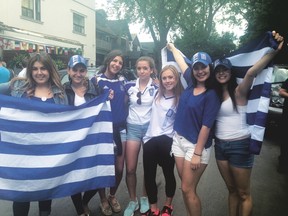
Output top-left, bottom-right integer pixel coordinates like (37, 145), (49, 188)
(0, 30), (284, 216)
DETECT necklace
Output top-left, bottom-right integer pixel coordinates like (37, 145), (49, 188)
(41, 97), (47, 101)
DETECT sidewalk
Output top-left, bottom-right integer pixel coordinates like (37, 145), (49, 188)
(0, 137), (287, 215)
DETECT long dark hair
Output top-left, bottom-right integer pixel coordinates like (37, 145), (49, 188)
(99, 50), (124, 76)
(214, 65), (238, 112)
(190, 64), (214, 90)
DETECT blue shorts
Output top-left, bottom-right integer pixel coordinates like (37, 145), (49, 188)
(214, 138), (254, 168)
(126, 122), (149, 142)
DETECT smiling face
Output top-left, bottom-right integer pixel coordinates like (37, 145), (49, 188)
(68, 64), (87, 85)
(192, 62), (211, 84)
(31, 61), (50, 86)
(215, 66), (231, 84)
(161, 68), (177, 92)
(106, 56), (123, 78)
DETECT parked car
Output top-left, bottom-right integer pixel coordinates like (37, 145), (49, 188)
(266, 65), (288, 137)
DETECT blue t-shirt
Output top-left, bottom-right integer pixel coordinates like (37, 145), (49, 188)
(174, 67), (220, 148)
(95, 74), (128, 126)
(0, 66), (10, 83)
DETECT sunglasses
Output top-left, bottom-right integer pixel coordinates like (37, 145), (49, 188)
(136, 91), (142, 105)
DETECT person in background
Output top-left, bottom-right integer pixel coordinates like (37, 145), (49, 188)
(167, 43), (220, 216)
(213, 31), (283, 216)
(278, 77), (288, 174)
(83, 50), (127, 216)
(64, 55), (111, 216)
(142, 65), (182, 216)
(0, 52), (67, 216)
(18, 56), (30, 78)
(123, 56), (158, 216)
(0, 60), (10, 83)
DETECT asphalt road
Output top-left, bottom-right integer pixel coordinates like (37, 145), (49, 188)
(1, 135), (287, 216)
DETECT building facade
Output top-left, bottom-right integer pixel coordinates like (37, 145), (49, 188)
(0, 0), (95, 71)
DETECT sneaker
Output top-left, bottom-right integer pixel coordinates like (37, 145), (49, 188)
(150, 209), (160, 216)
(160, 205), (173, 216)
(108, 194), (121, 212)
(123, 199), (139, 216)
(140, 196), (150, 214)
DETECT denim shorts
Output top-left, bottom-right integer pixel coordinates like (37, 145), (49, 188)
(126, 122), (149, 142)
(214, 138), (254, 168)
(172, 133), (211, 164)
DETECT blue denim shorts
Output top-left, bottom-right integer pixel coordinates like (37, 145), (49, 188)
(126, 122), (149, 142)
(214, 138), (254, 168)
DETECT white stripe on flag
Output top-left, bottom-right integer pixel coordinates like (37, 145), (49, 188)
(0, 92), (115, 201)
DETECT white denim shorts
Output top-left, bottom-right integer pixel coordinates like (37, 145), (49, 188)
(172, 133), (211, 164)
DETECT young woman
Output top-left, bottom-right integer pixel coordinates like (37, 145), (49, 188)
(142, 65), (182, 216)
(123, 56), (158, 216)
(63, 54), (111, 216)
(213, 31), (284, 216)
(0, 52), (67, 216)
(167, 43), (221, 216)
(83, 50), (127, 216)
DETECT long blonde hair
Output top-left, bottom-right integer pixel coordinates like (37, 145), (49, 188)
(155, 65), (183, 107)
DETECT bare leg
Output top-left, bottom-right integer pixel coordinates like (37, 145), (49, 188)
(125, 139), (141, 201)
(181, 159), (207, 216)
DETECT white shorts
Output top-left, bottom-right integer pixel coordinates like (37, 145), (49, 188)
(172, 133), (211, 164)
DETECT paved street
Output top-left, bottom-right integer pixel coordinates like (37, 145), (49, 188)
(1, 135), (287, 216)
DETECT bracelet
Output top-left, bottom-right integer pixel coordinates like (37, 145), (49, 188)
(194, 152), (202, 157)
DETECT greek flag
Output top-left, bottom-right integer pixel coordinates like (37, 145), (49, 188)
(161, 32), (276, 154)
(0, 92), (115, 202)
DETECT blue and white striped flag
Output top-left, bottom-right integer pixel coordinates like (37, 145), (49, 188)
(0, 92), (115, 202)
(162, 32), (277, 154)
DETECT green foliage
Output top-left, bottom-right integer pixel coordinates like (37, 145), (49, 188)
(52, 59), (66, 70)
(8, 53), (30, 69)
(175, 31), (237, 60)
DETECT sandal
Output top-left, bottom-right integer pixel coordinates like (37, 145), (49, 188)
(108, 194), (121, 213)
(99, 202), (112, 216)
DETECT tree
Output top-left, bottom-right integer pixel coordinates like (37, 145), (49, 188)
(109, 0), (247, 68)
(109, 0), (186, 69)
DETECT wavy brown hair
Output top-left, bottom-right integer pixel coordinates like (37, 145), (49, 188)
(11, 52), (64, 97)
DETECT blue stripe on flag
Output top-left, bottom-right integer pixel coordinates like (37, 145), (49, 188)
(0, 92), (115, 201)
(0, 176), (115, 202)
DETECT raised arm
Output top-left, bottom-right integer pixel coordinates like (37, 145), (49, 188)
(166, 43), (189, 74)
(236, 31), (284, 101)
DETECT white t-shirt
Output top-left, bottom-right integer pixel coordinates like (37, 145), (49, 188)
(74, 94), (86, 106)
(18, 68), (27, 78)
(143, 95), (176, 144)
(126, 78), (158, 125)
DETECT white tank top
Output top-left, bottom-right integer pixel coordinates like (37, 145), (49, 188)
(215, 97), (250, 140)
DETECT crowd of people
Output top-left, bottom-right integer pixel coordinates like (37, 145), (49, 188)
(0, 30), (285, 216)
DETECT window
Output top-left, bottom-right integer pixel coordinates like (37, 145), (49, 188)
(21, 0), (41, 21)
(73, 13), (85, 34)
